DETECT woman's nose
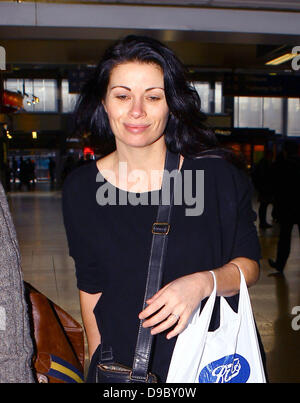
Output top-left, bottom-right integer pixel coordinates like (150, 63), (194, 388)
(129, 98), (146, 118)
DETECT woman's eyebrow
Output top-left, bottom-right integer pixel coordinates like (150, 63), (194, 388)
(145, 87), (165, 92)
(110, 86), (164, 91)
(110, 85), (131, 91)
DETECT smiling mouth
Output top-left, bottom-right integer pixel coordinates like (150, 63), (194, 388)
(124, 123), (151, 133)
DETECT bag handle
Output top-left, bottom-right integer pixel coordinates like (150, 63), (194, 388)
(218, 264), (250, 329)
(193, 271), (217, 325)
(229, 262), (253, 317)
(166, 271), (217, 383)
(130, 149), (181, 382)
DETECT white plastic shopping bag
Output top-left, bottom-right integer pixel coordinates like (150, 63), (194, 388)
(166, 269), (266, 383)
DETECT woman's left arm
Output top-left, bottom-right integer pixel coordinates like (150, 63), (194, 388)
(211, 257), (260, 297)
(139, 257), (259, 340)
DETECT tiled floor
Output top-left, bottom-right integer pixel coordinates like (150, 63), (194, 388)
(6, 184), (300, 383)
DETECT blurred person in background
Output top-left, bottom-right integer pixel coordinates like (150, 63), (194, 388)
(0, 181), (34, 382)
(251, 151), (273, 229)
(269, 140), (300, 274)
(49, 157), (56, 189)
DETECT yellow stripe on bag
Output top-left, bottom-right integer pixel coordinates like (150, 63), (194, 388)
(50, 361), (84, 383)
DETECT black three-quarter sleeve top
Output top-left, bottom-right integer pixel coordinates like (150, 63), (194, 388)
(62, 155), (262, 383)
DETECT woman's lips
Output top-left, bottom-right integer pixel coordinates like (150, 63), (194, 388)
(124, 123), (150, 134)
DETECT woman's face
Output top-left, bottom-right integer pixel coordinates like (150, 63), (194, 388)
(103, 61), (169, 149)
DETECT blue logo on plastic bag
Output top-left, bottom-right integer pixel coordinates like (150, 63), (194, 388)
(198, 354), (250, 383)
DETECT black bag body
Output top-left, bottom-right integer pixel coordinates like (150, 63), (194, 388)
(96, 344), (158, 383)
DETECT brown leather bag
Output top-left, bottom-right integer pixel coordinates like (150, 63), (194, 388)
(24, 282), (85, 383)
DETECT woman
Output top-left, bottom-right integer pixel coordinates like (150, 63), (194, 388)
(62, 35), (264, 383)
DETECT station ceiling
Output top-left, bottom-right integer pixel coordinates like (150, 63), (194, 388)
(2, 0), (300, 11)
(0, 1), (300, 74)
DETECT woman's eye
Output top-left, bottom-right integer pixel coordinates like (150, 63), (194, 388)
(116, 95), (129, 100)
(147, 96), (160, 101)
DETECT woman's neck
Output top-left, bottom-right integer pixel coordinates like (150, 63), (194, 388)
(113, 143), (167, 174)
(97, 139), (183, 193)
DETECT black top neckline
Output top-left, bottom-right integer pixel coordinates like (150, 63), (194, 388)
(93, 157), (187, 195)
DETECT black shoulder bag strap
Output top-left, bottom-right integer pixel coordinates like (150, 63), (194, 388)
(130, 149), (181, 382)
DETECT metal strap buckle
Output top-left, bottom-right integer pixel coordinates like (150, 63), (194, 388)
(152, 222), (170, 235)
(129, 370), (149, 383)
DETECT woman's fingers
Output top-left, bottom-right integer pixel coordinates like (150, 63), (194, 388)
(141, 305), (173, 329)
(145, 283), (169, 304)
(138, 272), (209, 338)
(139, 293), (168, 320)
(150, 312), (183, 336)
(167, 319), (187, 340)
(141, 299), (190, 337)
(145, 308), (189, 338)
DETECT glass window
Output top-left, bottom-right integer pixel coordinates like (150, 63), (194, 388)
(193, 82), (210, 113)
(4, 79), (57, 112)
(262, 97), (282, 134)
(62, 79), (79, 113)
(287, 98), (300, 136)
(234, 97), (263, 128)
(234, 96), (282, 134)
(4, 78), (24, 94)
(32, 79), (57, 112)
(193, 82), (224, 114)
(215, 82), (223, 114)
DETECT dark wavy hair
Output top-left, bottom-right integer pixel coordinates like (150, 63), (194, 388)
(74, 35), (245, 169)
